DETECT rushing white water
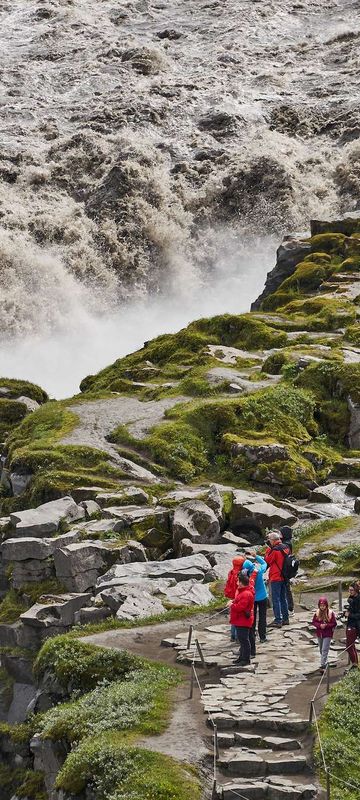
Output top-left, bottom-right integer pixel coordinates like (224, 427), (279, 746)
(0, 235), (275, 397)
(0, 0), (359, 394)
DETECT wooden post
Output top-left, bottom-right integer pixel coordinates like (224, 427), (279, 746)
(214, 724), (219, 760)
(211, 778), (217, 799)
(326, 768), (331, 800)
(187, 624), (193, 650)
(189, 665), (194, 699)
(338, 581), (343, 613)
(309, 701), (314, 724)
(195, 638), (208, 672)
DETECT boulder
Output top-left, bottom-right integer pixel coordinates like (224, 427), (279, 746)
(205, 484), (225, 528)
(231, 443), (289, 464)
(345, 480), (360, 497)
(73, 606), (113, 625)
(96, 553), (210, 591)
(161, 488), (207, 504)
(102, 505), (169, 533)
(31, 734), (68, 795)
(10, 472), (32, 496)
(179, 539), (239, 558)
(20, 593), (91, 631)
(161, 580), (213, 607)
(96, 487), (149, 506)
(309, 483), (347, 504)
(16, 395), (40, 413)
(12, 558), (55, 589)
(54, 542), (115, 592)
(2, 537), (51, 562)
(251, 235), (311, 310)
(231, 489), (296, 535)
(81, 499), (101, 518)
(114, 540), (147, 564)
(2, 653), (34, 684)
(172, 500), (221, 554)
(10, 496), (85, 538)
(116, 590), (165, 620)
(100, 579), (173, 611)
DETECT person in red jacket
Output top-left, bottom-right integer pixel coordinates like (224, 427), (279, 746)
(225, 556), (246, 641)
(230, 571), (255, 666)
(265, 531), (290, 628)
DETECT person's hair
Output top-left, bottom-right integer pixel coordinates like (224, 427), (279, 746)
(268, 532), (281, 542)
(316, 596), (330, 623)
(349, 582), (359, 594)
(237, 571), (250, 587)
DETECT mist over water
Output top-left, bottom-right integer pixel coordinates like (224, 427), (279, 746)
(0, 235), (275, 397)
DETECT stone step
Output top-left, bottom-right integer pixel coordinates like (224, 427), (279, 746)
(218, 749), (308, 778)
(219, 778), (317, 799)
(234, 733), (302, 751)
(208, 713), (309, 735)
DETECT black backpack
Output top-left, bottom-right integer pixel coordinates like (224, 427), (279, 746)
(275, 544), (299, 580)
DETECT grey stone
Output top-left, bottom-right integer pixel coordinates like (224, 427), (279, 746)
(0, 622), (18, 648)
(345, 480), (360, 496)
(252, 235), (311, 310)
(54, 541), (114, 592)
(2, 537), (51, 562)
(348, 396), (360, 449)
(172, 500), (220, 554)
(231, 443), (289, 464)
(31, 734), (67, 795)
(114, 540), (147, 564)
(10, 472), (32, 496)
(161, 579), (213, 607)
(218, 750), (266, 777)
(222, 783), (268, 800)
(102, 505), (169, 532)
(97, 553), (210, 590)
(16, 395), (40, 412)
(267, 755), (307, 775)
(96, 487), (149, 506)
(318, 559), (337, 571)
(7, 683), (36, 724)
(309, 483), (347, 503)
(178, 539), (238, 558)
(231, 489), (296, 530)
(10, 496), (85, 537)
(205, 484), (225, 527)
(73, 606), (112, 625)
(116, 590), (164, 620)
(2, 654), (34, 684)
(81, 499), (101, 517)
(12, 558), (55, 588)
(20, 593), (91, 629)
(100, 579), (173, 611)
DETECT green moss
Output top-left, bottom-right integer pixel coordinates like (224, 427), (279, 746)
(145, 420), (208, 481)
(56, 736), (200, 800)
(0, 378), (48, 404)
(280, 296), (355, 331)
(261, 351), (290, 374)
(345, 323), (360, 346)
(309, 232), (346, 253)
(33, 637), (139, 692)
(17, 771), (46, 800)
(0, 589), (27, 624)
(318, 671), (360, 800)
(281, 259), (336, 292)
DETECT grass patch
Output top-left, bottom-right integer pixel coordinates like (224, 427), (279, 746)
(0, 589), (28, 624)
(318, 670), (360, 799)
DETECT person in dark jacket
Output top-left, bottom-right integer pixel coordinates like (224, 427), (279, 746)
(280, 526), (295, 616)
(265, 531), (290, 627)
(312, 596), (337, 673)
(230, 572), (255, 666)
(345, 583), (360, 667)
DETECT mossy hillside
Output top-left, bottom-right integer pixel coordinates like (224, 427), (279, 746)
(318, 670), (360, 800)
(0, 379), (48, 443)
(1, 400), (125, 510)
(79, 313), (289, 395)
(0, 379), (48, 405)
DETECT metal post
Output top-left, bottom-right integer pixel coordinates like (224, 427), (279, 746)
(338, 581), (343, 613)
(195, 638), (208, 672)
(326, 768), (331, 800)
(214, 724), (219, 760)
(211, 778), (217, 799)
(187, 624), (193, 650)
(326, 663), (330, 694)
(309, 701), (314, 724)
(189, 665), (194, 699)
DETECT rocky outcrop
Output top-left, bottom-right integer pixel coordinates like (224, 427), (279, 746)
(9, 497), (85, 537)
(172, 500), (221, 554)
(251, 235), (311, 310)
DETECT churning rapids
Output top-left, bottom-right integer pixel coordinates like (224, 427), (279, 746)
(0, 0), (360, 396)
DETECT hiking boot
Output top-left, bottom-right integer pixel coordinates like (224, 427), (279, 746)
(233, 659), (250, 666)
(268, 620), (282, 628)
(259, 638), (268, 643)
(282, 619), (290, 625)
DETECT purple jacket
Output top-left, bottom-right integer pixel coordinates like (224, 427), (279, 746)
(312, 612), (337, 639)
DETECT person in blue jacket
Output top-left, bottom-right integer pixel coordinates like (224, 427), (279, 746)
(242, 552), (268, 653)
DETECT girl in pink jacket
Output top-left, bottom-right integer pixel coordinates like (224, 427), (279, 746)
(312, 596), (337, 674)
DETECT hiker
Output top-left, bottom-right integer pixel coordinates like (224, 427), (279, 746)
(344, 582), (360, 668)
(230, 571), (255, 666)
(312, 596), (337, 674)
(280, 525), (295, 617)
(242, 552), (268, 648)
(224, 556), (245, 641)
(265, 531), (290, 627)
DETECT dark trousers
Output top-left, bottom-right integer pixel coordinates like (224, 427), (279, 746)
(285, 580), (294, 612)
(253, 599), (268, 641)
(346, 626), (358, 664)
(235, 626), (251, 664)
(271, 581), (289, 624)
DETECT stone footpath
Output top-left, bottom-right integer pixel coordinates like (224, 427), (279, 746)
(163, 611), (328, 800)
